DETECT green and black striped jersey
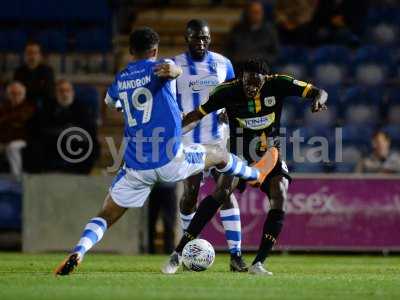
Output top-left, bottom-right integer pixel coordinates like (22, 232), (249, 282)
(199, 74), (315, 160)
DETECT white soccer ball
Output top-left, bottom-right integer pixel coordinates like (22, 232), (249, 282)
(182, 239), (215, 271)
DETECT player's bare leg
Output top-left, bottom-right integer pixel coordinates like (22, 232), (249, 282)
(249, 175), (289, 276)
(179, 173), (202, 230)
(54, 194), (127, 276)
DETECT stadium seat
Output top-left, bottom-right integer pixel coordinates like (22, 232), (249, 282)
(313, 64), (345, 86)
(278, 46), (310, 64)
(353, 46), (394, 84)
(3, 53), (22, 72)
(34, 30), (67, 53)
(0, 29), (27, 52)
(75, 29), (112, 53)
(335, 162), (357, 173)
(312, 45), (351, 65)
(383, 125), (400, 147)
(341, 86), (382, 125)
(292, 162), (325, 173)
(385, 88), (400, 124)
(47, 54), (64, 74)
(311, 46), (350, 86)
(278, 64), (307, 79)
(341, 86), (383, 106)
(345, 105), (379, 126)
(341, 146), (362, 164)
(322, 85), (341, 108)
(304, 108), (336, 127)
(366, 7), (400, 26)
(369, 23), (399, 46)
(355, 64), (386, 86)
(281, 104), (296, 127)
(0, 1), (21, 21)
(341, 125), (373, 149)
(277, 46), (310, 78)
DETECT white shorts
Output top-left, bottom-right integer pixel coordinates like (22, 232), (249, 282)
(109, 144), (206, 208)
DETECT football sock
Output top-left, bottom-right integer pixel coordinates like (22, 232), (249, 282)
(252, 209), (285, 265)
(220, 208), (242, 255)
(72, 217), (108, 259)
(175, 195), (221, 253)
(180, 212), (195, 231)
(217, 154), (259, 181)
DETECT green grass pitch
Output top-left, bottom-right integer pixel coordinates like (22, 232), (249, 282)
(0, 253), (399, 300)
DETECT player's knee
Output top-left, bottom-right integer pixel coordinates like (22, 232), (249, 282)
(209, 145), (228, 168)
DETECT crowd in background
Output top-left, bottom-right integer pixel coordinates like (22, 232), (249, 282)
(1, 0), (399, 179)
(0, 41), (99, 180)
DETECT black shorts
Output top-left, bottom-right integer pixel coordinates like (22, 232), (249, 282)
(236, 157), (292, 194)
(260, 159), (292, 195)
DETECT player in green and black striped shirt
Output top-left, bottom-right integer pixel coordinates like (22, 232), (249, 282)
(164, 59), (328, 275)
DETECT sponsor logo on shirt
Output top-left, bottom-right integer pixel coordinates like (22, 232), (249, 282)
(264, 96), (276, 107)
(236, 113), (275, 130)
(188, 74), (219, 92)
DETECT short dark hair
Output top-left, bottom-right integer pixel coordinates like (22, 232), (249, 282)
(242, 58), (270, 75)
(373, 130), (390, 141)
(129, 27), (160, 55)
(25, 40), (42, 50)
(186, 19), (209, 31)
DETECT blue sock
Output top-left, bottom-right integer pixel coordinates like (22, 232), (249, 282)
(217, 154), (259, 181)
(73, 217), (107, 259)
(220, 208), (242, 255)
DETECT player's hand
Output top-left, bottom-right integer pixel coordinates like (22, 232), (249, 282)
(218, 110), (229, 124)
(154, 63), (183, 79)
(311, 89), (328, 113)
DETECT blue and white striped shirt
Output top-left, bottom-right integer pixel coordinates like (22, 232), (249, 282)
(173, 51), (235, 144)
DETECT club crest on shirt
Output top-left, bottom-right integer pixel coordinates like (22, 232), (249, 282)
(209, 62), (218, 73)
(264, 96), (276, 107)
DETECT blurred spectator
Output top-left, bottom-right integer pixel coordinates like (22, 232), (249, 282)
(356, 131), (400, 173)
(275, 0), (368, 46)
(225, 0), (279, 68)
(0, 82), (35, 179)
(24, 79), (99, 174)
(275, 0), (317, 46)
(13, 41), (55, 106)
(148, 183), (177, 254)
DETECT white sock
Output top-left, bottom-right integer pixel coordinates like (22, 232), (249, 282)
(73, 217), (108, 259)
(180, 212), (195, 231)
(220, 208), (242, 254)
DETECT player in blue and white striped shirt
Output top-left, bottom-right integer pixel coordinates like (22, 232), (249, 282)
(173, 19), (247, 272)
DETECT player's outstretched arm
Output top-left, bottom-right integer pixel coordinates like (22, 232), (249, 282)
(182, 110), (205, 134)
(154, 62), (183, 79)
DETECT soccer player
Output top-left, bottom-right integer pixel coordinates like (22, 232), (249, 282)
(163, 59), (328, 275)
(54, 28), (276, 276)
(173, 19), (247, 271)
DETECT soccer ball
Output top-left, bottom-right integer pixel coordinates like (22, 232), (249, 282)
(182, 239), (215, 271)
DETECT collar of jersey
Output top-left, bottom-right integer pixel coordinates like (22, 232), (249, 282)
(186, 51), (209, 62)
